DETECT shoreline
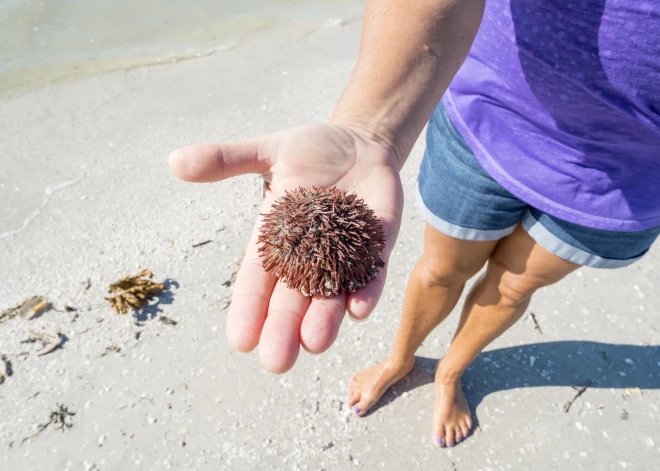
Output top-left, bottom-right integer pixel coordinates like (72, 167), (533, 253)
(0, 10), (362, 100)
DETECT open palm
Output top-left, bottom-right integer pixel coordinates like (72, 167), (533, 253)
(169, 123), (403, 373)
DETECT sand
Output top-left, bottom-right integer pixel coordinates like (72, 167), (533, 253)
(1, 21), (659, 471)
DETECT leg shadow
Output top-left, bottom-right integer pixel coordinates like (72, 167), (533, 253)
(362, 341), (660, 419)
(363, 356), (438, 416)
(464, 341), (660, 412)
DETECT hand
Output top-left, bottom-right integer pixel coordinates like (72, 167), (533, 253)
(169, 123), (403, 373)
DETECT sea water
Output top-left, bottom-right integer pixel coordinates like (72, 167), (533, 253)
(0, 0), (364, 96)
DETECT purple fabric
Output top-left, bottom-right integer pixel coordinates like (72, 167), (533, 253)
(444, 0), (660, 231)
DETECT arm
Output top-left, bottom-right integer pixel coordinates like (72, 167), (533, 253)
(169, 0), (485, 373)
(333, 0), (485, 165)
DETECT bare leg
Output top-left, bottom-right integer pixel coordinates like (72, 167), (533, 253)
(348, 224), (498, 414)
(432, 225), (579, 447)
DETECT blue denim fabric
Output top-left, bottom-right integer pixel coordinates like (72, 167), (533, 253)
(417, 102), (660, 268)
(419, 103), (526, 235)
(525, 209), (660, 266)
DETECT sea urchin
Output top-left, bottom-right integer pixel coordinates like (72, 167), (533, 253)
(258, 186), (386, 297)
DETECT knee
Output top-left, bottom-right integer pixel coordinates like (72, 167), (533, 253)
(419, 257), (482, 289)
(486, 258), (543, 306)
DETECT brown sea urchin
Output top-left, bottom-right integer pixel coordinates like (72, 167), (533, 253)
(258, 186), (386, 297)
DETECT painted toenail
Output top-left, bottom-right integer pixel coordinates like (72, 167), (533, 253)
(447, 442), (454, 447)
(353, 406), (361, 414)
(435, 437), (443, 446)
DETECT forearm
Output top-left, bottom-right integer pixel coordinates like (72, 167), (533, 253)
(331, 0), (485, 165)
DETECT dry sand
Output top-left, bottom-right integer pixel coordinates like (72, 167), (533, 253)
(1, 22), (659, 471)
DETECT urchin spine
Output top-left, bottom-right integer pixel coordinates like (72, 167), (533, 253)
(258, 186), (385, 296)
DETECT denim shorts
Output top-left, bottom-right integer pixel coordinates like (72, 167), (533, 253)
(417, 103), (660, 269)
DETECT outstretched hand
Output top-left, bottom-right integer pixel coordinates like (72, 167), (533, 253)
(169, 123), (403, 373)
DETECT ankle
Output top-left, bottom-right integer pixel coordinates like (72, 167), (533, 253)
(435, 362), (463, 384)
(384, 353), (415, 372)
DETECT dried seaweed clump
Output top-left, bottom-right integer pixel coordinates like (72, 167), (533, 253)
(105, 269), (163, 314)
(24, 404), (75, 443)
(258, 186), (385, 296)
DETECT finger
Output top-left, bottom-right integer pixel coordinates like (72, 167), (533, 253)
(300, 293), (346, 354)
(347, 208), (401, 320)
(258, 282), (311, 374)
(226, 200), (277, 353)
(346, 261), (388, 321)
(168, 137), (273, 183)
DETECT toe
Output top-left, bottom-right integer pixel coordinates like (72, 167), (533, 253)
(348, 377), (361, 406)
(454, 426), (463, 444)
(431, 399), (443, 440)
(352, 393), (378, 416)
(459, 422), (470, 440)
(434, 427), (447, 448)
(444, 426), (456, 448)
(465, 416), (473, 430)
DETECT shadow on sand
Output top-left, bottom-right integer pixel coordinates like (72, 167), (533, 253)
(132, 278), (179, 322)
(364, 341), (660, 421)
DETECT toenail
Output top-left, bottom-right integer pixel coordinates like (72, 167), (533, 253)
(434, 437), (443, 446)
(447, 442), (454, 447)
(353, 406), (361, 414)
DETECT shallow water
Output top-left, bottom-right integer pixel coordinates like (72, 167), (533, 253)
(0, 0), (364, 96)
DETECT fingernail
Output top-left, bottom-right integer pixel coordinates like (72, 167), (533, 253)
(353, 406), (361, 414)
(434, 437), (443, 446)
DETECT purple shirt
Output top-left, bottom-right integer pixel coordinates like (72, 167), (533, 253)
(444, 0), (660, 231)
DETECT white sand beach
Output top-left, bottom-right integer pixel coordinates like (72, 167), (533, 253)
(1, 21), (659, 471)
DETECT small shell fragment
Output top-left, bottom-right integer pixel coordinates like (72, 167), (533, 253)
(18, 296), (50, 320)
(37, 333), (63, 356)
(1, 296), (49, 322)
(26, 331), (64, 356)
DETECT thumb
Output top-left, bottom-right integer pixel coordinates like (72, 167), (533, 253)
(168, 136), (272, 183)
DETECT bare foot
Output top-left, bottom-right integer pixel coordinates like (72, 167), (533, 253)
(432, 371), (473, 447)
(348, 357), (415, 416)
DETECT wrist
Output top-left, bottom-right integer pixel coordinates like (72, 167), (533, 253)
(330, 106), (409, 169)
